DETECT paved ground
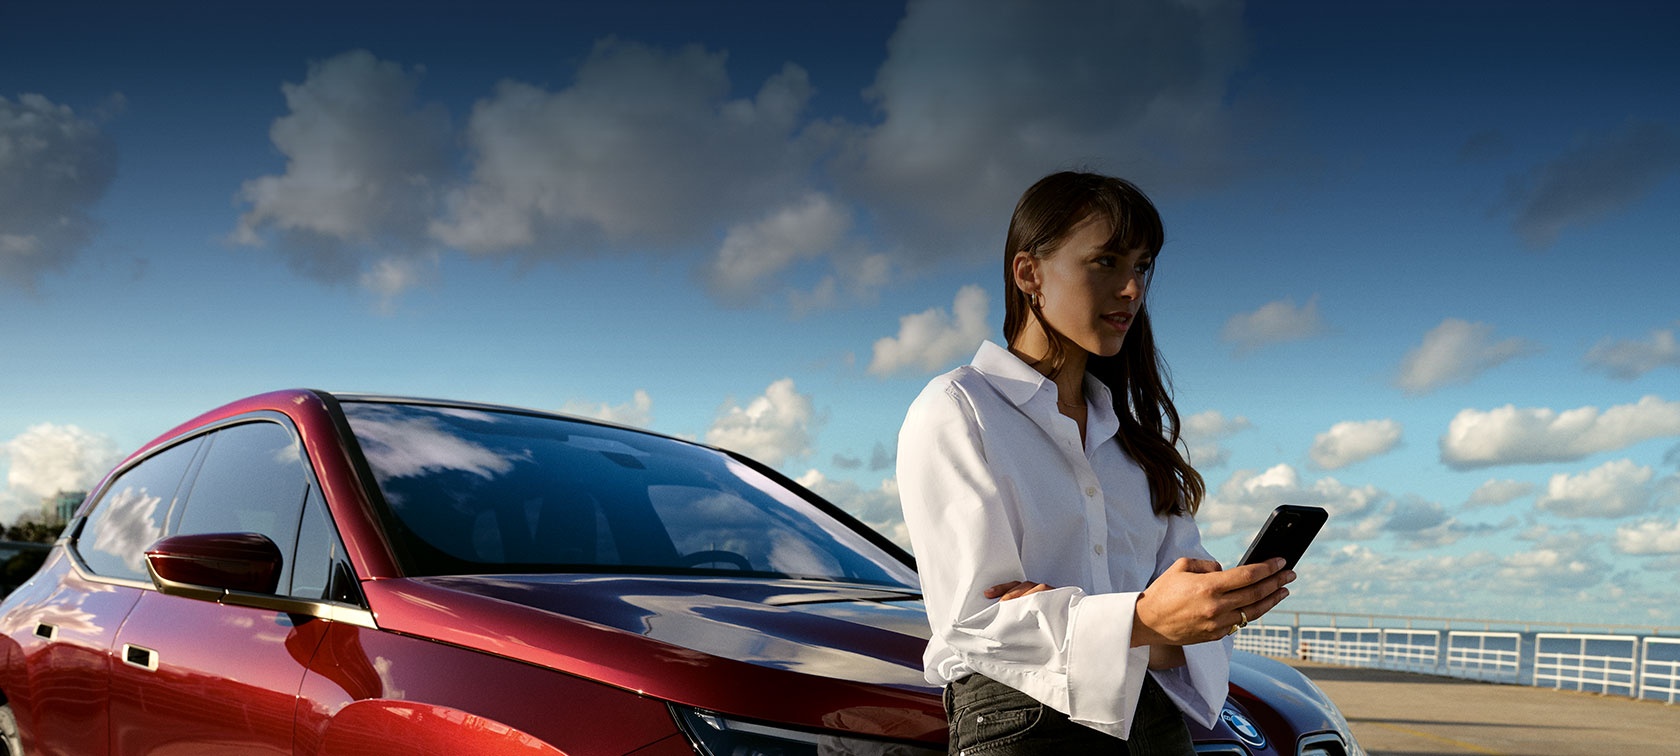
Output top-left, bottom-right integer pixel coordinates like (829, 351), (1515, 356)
(1282, 659), (1680, 755)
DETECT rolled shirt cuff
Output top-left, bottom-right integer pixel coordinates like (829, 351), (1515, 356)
(1152, 636), (1234, 728)
(1065, 590), (1148, 739)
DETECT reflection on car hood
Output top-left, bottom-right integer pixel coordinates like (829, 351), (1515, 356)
(410, 574), (935, 690)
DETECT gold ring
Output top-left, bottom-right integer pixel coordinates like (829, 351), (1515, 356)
(1227, 624), (1241, 636)
(1238, 609), (1250, 628)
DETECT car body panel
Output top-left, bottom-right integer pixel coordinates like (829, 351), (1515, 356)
(109, 591), (325, 754)
(295, 621), (679, 755)
(360, 577), (948, 740)
(0, 552), (138, 756)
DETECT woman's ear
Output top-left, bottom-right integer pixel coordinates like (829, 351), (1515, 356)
(1011, 251), (1040, 297)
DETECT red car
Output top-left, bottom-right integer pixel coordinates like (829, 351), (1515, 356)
(0, 390), (1360, 755)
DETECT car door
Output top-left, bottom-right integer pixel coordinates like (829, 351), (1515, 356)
(107, 417), (331, 755)
(17, 437), (203, 756)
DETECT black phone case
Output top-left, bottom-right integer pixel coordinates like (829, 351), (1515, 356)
(1238, 505), (1327, 570)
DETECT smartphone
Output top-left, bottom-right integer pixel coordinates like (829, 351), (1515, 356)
(1238, 505), (1327, 570)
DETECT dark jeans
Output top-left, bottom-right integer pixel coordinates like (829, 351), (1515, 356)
(943, 673), (1195, 755)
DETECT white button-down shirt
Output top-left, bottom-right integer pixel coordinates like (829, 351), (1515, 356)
(898, 341), (1230, 739)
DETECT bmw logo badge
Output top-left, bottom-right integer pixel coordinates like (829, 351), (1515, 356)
(1221, 707), (1267, 750)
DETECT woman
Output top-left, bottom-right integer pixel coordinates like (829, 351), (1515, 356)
(897, 171), (1294, 753)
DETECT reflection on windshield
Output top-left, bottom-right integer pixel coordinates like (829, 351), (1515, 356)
(349, 405), (521, 480)
(341, 402), (915, 588)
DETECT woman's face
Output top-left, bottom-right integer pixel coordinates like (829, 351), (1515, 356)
(1016, 213), (1152, 358)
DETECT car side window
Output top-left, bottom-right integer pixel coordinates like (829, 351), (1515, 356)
(76, 437), (205, 581)
(290, 487), (359, 603)
(175, 421), (309, 594)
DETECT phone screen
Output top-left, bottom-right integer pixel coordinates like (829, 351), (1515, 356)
(1238, 505), (1327, 570)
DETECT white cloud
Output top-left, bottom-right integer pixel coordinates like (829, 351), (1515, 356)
(868, 285), (990, 376)
(1309, 419), (1402, 470)
(1290, 544), (1503, 616)
(705, 193), (855, 302)
(1535, 459), (1656, 518)
(431, 40), (816, 254)
(1, 423), (122, 524)
(1612, 520), (1680, 554)
(1180, 410), (1251, 468)
(1219, 297), (1326, 356)
(1494, 547), (1607, 590)
(836, 0), (1253, 260)
(1439, 395), (1680, 469)
(360, 255), (436, 314)
(561, 390), (653, 429)
(0, 93), (118, 290)
(1615, 518), (1680, 555)
(1465, 478), (1536, 508)
(795, 470), (910, 551)
(232, 50), (451, 291)
(1196, 464), (1386, 543)
(706, 378), (818, 468)
(1585, 325), (1680, 380)
(1395, 319), (1538, 394)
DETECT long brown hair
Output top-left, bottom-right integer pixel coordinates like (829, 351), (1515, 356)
(1002, 171), (1204, 516)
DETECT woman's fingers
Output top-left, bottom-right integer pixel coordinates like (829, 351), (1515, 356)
(1213, 559), (1295, 609)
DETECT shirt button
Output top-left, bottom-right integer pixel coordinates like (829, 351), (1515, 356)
(1085, 486), (1097, 497)
(1094, 544), (1105, 556)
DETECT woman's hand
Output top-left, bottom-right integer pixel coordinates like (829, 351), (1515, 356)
(1132, 557), (1294, 646)
(983, 580), (1056, 600)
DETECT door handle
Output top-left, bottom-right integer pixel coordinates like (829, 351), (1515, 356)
(122, 643), (159, 671)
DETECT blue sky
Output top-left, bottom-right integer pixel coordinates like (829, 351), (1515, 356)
(3, 1), (1678, 627)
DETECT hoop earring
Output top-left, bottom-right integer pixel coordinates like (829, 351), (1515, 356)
(1030, 292), (1041, 308)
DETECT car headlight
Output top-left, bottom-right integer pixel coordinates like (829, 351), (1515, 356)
(671, 705), (944, 756)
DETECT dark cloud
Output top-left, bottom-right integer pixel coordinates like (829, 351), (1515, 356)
(1507, 120), (1680, 249)
(833, 0), (1256, 262)
(869, 441), (896, 472)
(1457, 129), (1509, 163)
(0, 94), (118, 290)
(230, 50), (451, 287)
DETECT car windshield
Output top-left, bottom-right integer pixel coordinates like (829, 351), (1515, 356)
(341, 401), (918, 589)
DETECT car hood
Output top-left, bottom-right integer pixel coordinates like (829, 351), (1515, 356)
(365, 574), (1333, 745)
(406, 573), (935, 689)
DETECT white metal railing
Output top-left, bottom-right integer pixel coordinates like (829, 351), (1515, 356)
(1293, 627), (1381, 667)
(1445, 631), (1521, 683)
(1640, 638), (1680, 703)
(1298, 627), (1338, 663)
(1232, 624), (1293, 657)
(1380, 629), (1440, 673)
(1534, 634), (1638, 696)
(1233, 611), (1680, 704)
(1337, 628), (1381, 667)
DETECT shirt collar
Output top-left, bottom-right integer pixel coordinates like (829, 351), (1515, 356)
(970, 341), (1051, 408)
(969, 341), (1123, 443)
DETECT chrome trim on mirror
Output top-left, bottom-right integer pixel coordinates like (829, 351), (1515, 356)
(147, 562), (379, 629)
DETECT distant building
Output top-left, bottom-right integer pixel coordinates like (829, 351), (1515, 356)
(44, 490), (86, 524)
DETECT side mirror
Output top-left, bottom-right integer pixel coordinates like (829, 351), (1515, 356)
(142, 532), (375, 626)
(145, 532), (283, 596)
